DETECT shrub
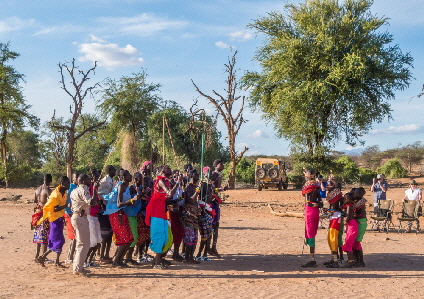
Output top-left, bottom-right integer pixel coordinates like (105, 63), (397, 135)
(377, 158), (407, 179)
(222, 157), (255, 184)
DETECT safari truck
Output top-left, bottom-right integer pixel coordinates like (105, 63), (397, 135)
(255, 158), (288, 191)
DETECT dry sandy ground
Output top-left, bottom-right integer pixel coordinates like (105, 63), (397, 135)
(0, 183), (423, 299)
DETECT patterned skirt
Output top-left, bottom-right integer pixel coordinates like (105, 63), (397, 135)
(109, 210), (134, 246)
(199, 213), (213, 241)
(33, 218), (50, 244)
(137, 213), (150, 244)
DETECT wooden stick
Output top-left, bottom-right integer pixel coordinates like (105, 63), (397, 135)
(268, 204), (303, 218)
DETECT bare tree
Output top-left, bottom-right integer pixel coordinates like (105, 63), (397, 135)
(192, 51), (248, 189)
(48, 59), (105, 177)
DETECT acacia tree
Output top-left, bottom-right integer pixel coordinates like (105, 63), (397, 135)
(396, 142), (424, 173)
(48, 59), (104, 178)
(98, 70), (162, 171)
(0, 43), (39, 187)
(242, 0), (413, 166)
(192, 51), (248, 189)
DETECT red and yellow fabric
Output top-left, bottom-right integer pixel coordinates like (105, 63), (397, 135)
(327, 211), (341, 252)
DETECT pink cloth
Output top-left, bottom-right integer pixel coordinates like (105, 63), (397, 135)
(139, 161), (151, 172)
(304, 205), (319, 239)
(342, 219), (359, 252)
(353, 241), (362, 250)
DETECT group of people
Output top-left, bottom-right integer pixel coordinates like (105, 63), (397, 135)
(301, 169), (368, 268)
(32, 159), (227, 276)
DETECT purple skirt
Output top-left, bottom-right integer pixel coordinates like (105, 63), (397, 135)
(48, 217), (65, 253)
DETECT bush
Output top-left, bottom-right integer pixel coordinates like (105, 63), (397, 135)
(287, 172), (304, 188)
(377, 158), (407, 179)
(332, 156), (360, 184)
(222, 157), (255, 184)
(358, 168), (377, 184)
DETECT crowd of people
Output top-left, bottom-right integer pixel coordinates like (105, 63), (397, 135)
(31, 159), (227, 276)
(301, 169), (368, 268)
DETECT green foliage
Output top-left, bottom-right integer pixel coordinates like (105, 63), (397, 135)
(332, 156), (360, 184)
(395, 142), (424, 172)
(360, 145), (382, 170)
(98, 70), (163, 138)
(221, 157), (255, 184)
(377, 158), (407, 179)
(0, 42), (40, 186)
(358, 167), (377, 184)
(147, 104), (227, 169)
(242, 0), (413, 157)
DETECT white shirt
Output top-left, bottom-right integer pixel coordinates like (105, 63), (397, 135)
(405, 188), (422, 206)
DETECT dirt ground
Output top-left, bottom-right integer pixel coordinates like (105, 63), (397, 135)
(0, 181), (423, 299)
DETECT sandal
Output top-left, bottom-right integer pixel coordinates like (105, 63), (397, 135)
(55, 263), (67, 268)
(342, 261), (356, 268)
(153, 264), (167, 270)
(202, 257), (212, 262)
(172, 255), (184, 262)
(323, 259), (333, 266)
(196, 256), (204, 262)
(301, 261), (317, 268)
(161, 259), (172, 265)
(326, 261), (339, 268)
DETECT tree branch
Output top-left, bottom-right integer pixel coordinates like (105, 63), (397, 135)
(74, 121), (106, 140)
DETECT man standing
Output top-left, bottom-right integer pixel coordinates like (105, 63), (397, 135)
(36, 176), (70, 267)
(371, 174), (388, 214)
(71, 174), (99, 276)
(64, 172), (79, 264)
(33, 174), (53, 262)
(97, 165), (116, 263)
(209, 159), (227, 258)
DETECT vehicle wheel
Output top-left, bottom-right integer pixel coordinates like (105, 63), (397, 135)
(256, 168), (266, 179)
(268, 168), (278, 179)
(258, 184), (262, 191)
(278, 179), (283, 191)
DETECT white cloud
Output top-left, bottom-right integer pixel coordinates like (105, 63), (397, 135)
(246, 129), (270, 139)
(78, 38), (144, 69)
(89, 34), (106, 43)
(0, 17), (35, 33)
(32, 24), (85, 36)
(369, 124), (424, 135)
(96, 13), (188, 37)
(215, 41), (232, 49)
(229, 31), (253, 41)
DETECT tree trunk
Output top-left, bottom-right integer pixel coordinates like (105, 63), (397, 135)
(0, 134), (9, 188)
(67, 134), (75, 178)
(228, 158), (236, 189)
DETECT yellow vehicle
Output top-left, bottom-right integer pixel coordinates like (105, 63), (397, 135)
(255, 158), (288, 191)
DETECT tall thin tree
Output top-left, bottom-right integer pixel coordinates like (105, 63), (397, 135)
(48, 59), (104, 178)
(192, 51), (248, 189)
(0, 42), (39, 187)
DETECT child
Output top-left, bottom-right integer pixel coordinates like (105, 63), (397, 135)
(324, 180), (343, 268)
(353, 187), (367, 267)
(341, 192), (359, 268)
(181, 169), (201, 263)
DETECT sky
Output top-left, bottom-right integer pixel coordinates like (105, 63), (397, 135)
(1, 0), (424, 156)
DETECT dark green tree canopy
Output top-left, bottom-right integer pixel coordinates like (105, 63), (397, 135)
(242, 0), (413, 156)
(98, 70), (163, 138)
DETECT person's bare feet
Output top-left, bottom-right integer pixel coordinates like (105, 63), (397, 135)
(36, 256), (46, 267)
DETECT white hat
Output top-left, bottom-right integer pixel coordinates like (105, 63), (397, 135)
(377, 174), (385, 179)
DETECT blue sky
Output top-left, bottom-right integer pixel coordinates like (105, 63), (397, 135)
(1, 0), (424, 156)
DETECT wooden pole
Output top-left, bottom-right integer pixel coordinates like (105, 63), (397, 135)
(162, 116), (165, 165)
